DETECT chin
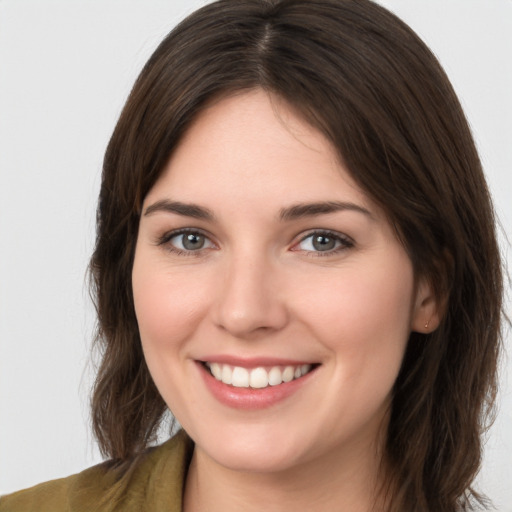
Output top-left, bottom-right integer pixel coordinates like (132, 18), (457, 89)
(188, 421), (311, 473)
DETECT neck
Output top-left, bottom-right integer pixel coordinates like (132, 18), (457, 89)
(183, 432), (388, 512)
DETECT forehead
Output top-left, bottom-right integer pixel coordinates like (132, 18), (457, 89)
(145, 89), (371, 213)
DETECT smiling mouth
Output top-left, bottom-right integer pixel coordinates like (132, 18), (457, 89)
(203, 362), (316, 389)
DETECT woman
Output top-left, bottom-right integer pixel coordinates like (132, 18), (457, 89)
(1, 0), (504, 511)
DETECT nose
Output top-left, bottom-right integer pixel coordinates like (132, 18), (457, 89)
(212, 252), (289, 340)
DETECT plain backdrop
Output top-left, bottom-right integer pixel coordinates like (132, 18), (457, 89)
(1, 0), (511, 508)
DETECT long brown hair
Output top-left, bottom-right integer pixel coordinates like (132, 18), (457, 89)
(89, 1), (504, 510)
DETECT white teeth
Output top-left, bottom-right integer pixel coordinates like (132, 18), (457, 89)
(231, 367), (249, 387)
(268, 366), (282, 386)
(206, 362), (313, 388)
(282, 366), (294, 383)
(210, 362), (222, 380)
(221, 365), (232, 385)
(249, 367), (268, 388)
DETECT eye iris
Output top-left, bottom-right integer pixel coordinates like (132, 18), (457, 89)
(312, 235), (336, 251)
(182, 233), (205, 250)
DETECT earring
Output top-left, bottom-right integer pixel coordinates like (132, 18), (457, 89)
(424, 320), (430, 330)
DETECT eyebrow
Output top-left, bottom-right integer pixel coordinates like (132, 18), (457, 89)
(279, 201), (373, 221)
(143, 199), (373, 222)
(144, 200), (215, 220)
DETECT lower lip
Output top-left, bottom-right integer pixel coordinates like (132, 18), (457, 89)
(197, 362), (317, 410)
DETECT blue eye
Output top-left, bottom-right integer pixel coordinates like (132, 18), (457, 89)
(296, 231), (352, 254)
(160, 230), (215, 253)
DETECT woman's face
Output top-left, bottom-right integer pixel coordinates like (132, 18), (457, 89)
(132, 89), (436, 474)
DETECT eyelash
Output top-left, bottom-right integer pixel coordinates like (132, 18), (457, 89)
(293, 230), (354, 257)
(156, 229), (354, 257)
(156, 228), (215, 257)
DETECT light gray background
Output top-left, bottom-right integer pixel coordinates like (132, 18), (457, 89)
(1, 0), (511, 508)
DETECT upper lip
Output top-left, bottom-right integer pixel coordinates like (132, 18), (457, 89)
(197, 355), (317, 369)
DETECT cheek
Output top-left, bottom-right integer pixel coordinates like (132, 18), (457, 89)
(134, 279), (199, 341)
(131, 254), (212, 418)
(298, 257), (414, 378)
(131, 252), (209, 357)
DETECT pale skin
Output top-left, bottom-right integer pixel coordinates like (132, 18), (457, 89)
(132, 89), (440, 512)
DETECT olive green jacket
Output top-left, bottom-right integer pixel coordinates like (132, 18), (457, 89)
(0, 431), (193, 512)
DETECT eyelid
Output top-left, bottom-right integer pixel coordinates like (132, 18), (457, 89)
(156, 227), (217, 255)
(291, 229), (354, 255)
(154, 227), (353, 257)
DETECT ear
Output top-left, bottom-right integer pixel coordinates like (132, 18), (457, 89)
(411, 278), (443, 334)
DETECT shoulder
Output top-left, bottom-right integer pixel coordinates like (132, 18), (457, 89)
(0, 462), (112, 512)
(0, 430), (193, 512)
